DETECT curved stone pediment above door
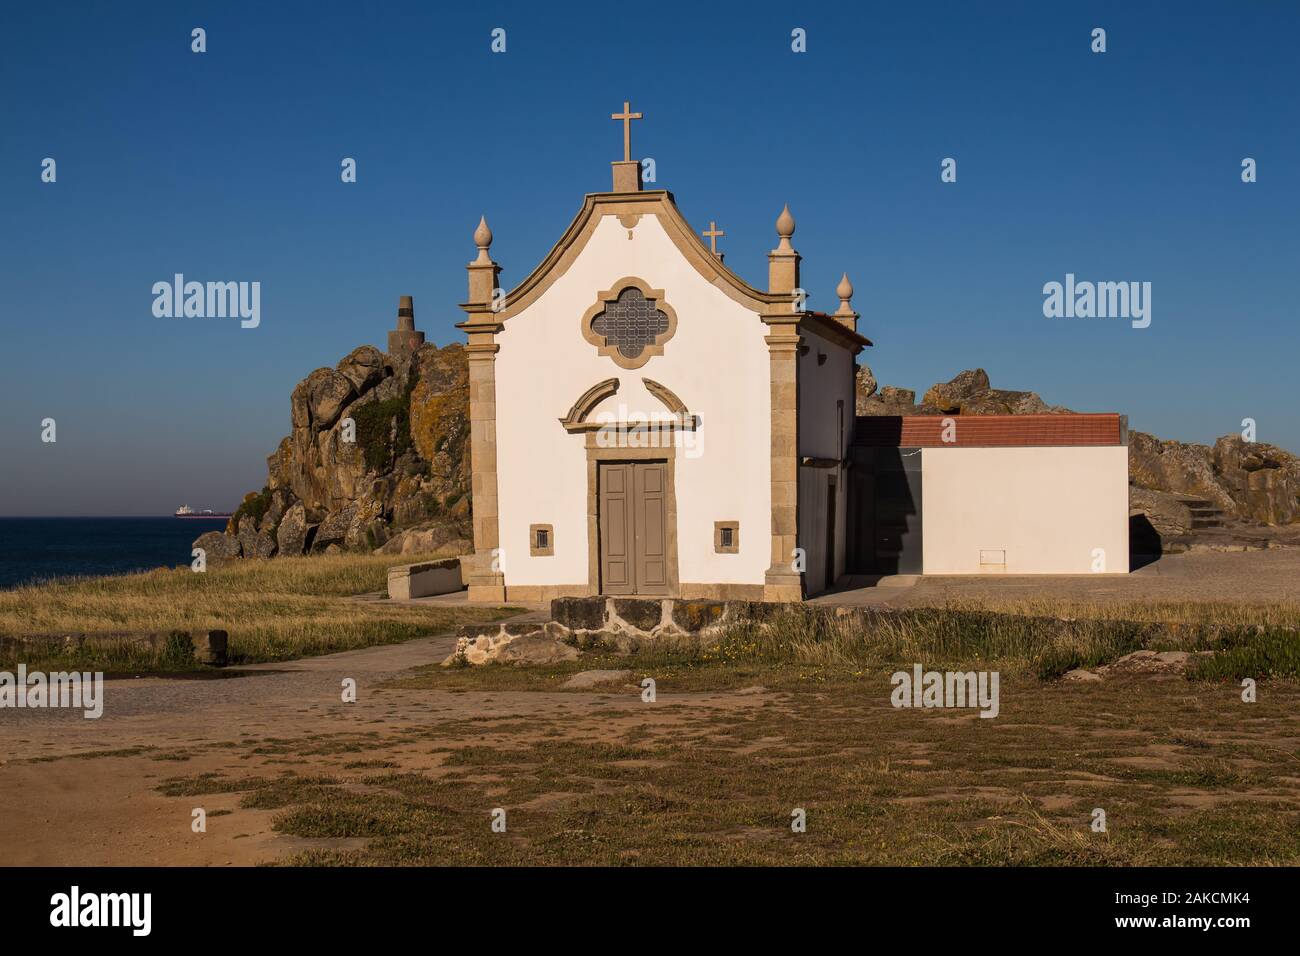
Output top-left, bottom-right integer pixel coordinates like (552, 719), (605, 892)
(558, 377), (698, 433)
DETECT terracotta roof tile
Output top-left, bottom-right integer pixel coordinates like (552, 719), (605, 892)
(852, 413), (1123, 448)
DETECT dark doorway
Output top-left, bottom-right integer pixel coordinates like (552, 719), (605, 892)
(1129, 512), (1162, 571)
(847, 446), (923, 574)
(825, 475), (837, 591)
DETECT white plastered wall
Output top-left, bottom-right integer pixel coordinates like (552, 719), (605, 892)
(493, 213), (772, 588)
(796, 326), (856, 591)
(920, 445), (1129, 574)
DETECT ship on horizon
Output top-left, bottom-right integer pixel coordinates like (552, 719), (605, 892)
(174, 505), (233, 519)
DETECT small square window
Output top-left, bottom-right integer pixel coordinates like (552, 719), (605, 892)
(530, 524), (554, 557)
(714, 521), (739, 554)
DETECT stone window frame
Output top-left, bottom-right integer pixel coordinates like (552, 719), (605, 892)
(530, 524), (554, 557)
(714, 520), (740, 554)
(580, 276), (678, 370)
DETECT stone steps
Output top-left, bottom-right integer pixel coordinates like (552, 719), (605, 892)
(1175, 495), (1229, 530)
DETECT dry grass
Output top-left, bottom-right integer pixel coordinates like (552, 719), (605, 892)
(143, 674), (1300, 866)
(0, 554), (517, 670)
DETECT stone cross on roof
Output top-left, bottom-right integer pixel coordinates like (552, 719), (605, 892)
(610, 100), (643, 163)
(702, 221), (725, 257)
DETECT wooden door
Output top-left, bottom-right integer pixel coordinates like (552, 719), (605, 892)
(634, 462), (669, 594)
(599, 463), (635, 594)
(598, 461), (670, 595)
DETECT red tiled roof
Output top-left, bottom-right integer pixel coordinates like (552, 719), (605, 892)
(852, 413), (1124, 448)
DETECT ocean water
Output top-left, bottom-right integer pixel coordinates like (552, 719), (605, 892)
(0, 517), (229, 590)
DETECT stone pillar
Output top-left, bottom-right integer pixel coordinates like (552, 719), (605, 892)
(387, 295), (426, 357)
(764, 317), (803, 602)
(833, 273), (859, 333)
(457, 217), (506, 602)
(768, 204), (801, 297)
(611, 160), (642, 193)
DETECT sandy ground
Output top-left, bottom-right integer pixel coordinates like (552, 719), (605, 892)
(1, 549), (1295, 865)
(0, 632), (765, 865)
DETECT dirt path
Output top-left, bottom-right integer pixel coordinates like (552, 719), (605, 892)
(0, 631), (765, 865)
(812, 549), (1300, 608)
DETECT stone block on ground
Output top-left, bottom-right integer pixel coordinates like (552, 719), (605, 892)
(562, 669), (634, 689)
(613, 598), (663, 632)
(551, 597), (607, 631)
(671, 600), (726, 632)
(387, 558), (463, 599)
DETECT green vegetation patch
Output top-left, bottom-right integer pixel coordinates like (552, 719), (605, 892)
(1187, 628), (1300, 680)
(353, 378), (416, 472)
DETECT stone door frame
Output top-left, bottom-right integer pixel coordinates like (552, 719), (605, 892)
(585, 434), (679, 597)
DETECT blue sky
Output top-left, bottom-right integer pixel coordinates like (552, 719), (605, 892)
(2, 1), (1296, 515)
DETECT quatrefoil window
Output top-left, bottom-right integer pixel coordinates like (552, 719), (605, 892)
(580, 277), (678, 369)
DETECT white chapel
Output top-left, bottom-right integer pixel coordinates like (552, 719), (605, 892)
(456, 104), (1129, 603)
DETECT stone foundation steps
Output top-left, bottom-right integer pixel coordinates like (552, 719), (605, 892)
(446, 596), (799, 666)
(1176, 495), (1228, 529)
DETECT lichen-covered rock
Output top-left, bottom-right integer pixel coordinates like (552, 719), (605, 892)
(336, 345), (385, 393)
(344, 498), (385, 549)
(374, 522), (470, 557)
(276, 502), (310, 556)
(1128, 486), (1192, 537)
(304, 368), (356, 431)
(855, 364), (877, 404)
(313, 505), (357, 552)
(1212, 435), (1300, 525)
(671, 600), (726, 632)
(1128, 431), (1236, 515)
(613, 598), (663, 632)
(192, 530), (240, 563)
(957, 388), (1054, 416)
(291, 367), (357, 434)
(877, 386), (915, 406)
(266, 436), (294, 491)
(552, 597), (607, 632)
(236, 516), (276, 559)
(922, 368), (989, 412)
(258, 488), (290, 534)
(230, 333), (474, 561)
(562, 669), (633, 689)
(319, 423), (368, 509)
(409, 343), (471, 511)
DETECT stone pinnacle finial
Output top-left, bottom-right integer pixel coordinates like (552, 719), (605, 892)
(775, 204), (796, 246)
(473, 216), (493, 263)
(768, 204), (800, 294)
(833, 273), (859, 330)
(836, 273), (853, 305)
(466, 217), (502, 305)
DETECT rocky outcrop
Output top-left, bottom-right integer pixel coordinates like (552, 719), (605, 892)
(192, 530), (240, 563)
(293, 368), (355, 431)
(854, 364), (877, 408)
(336, 345), (385, 393)
(196, 307), (473, 562)
(1129, 432), (1300, 526)
(236, 516), (276, 560)
(921, 368), (989, 411)
(275, 502), (313, 557)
